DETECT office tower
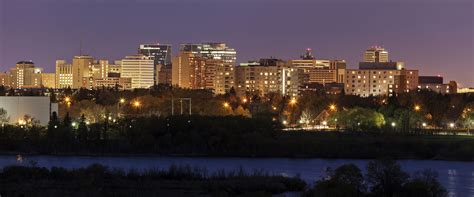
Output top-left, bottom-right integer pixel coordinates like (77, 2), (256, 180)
(72, 55), (94, 89)
(235, 59), (298, 96)
(363, 46), (389, 63)
(344, 64), (418, 97)
(173, 43), (237, 94)
(171, 51), (206, 89)
(139, 44), (172, 67)
(180, 43), (237, 64)
(139, 44), (172, 85)
(120, 55), (154, 89)
(40, 73), (56, 89)
(9, 61), (43, 88)
(288, 49), (345, 85)
(55, 60), (73, 89)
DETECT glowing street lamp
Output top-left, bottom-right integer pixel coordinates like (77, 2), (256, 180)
(133, 101), (141, 108)
(391, 122), (396, 127)
(223, 102), (230, 108)
(449, 123), (455, 128)
(120, 98), (126, 104)
(242, 98), (248, 103)
(282, 120), (288, 125)
(290, 98), (297, 105)
(414, 105), (421, 111)
(329, 104), (337, 111)
(422, 122), (427, 127)
(64, 97), (71, 102)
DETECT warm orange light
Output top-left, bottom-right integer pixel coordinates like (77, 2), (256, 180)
(133, 101), (141, 107)
(290, 98), (297, 105)
(242, 98), (248, 103)
(120, 98), (126, 104)
(329, 104), (336, 111)
(64, 97), (71, 102)
(414, 105), (421, 111)
(223, 102), (230, 108)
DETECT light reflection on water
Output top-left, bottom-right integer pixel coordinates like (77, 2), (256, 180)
(0, 156), (473, 197)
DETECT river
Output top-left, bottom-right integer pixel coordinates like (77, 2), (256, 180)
(0, 156), (473, 197)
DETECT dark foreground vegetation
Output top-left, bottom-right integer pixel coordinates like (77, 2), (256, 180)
(1, 115), (474, 160)
(0, 163), (306, 196)
(306, 159), (447, 197)
(0, 159), (446, 197)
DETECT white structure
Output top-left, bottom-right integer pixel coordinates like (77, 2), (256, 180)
(120, 55), (155, 89)
(0, 96), (58, 126)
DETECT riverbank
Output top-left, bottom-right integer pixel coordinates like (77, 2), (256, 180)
(2, 131), (474, 161)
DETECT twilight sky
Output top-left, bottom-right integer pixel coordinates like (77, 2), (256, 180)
(1, 0), (473, 87)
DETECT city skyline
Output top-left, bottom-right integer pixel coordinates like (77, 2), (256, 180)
(1, 0), (473, 87)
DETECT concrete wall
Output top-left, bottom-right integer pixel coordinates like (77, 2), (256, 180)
(0, 96), (57, 126)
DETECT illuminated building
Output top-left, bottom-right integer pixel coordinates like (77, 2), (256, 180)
(345, 47), (418, 97)
(172, 43), (236, 94)
(139, 44), (172, 85)
(364, 46), (389, 63)
(120, 55), (154, 89)
(0, 72), (10, 87)
(288, 49), (346, 85)
(55, 60), (73, 89)
(9, 61), (43, 89)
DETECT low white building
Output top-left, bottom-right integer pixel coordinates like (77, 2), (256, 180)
(0, 96), (58, 126)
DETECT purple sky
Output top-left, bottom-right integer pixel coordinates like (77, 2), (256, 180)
(1, 0), (473, 87)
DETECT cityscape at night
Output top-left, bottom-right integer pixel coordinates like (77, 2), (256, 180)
(0, 0), (473, 196)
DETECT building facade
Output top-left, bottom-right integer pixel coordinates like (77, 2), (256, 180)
(364, 46), (389, 63)
(120, 55), (154, 89)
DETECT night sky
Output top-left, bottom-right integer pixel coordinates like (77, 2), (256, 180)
(1, 0), (473, 87)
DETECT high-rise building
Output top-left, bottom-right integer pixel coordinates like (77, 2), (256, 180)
(9, 61), (43, 89)
(344, 47), (418, 97)
(288, 49), (346, 85)
(72, 55), (94, 89)
(172, 43), (237, 94)
(139, 44), (172, 67)
(235, 59), (301, 96)
(55, 60), (73, 89)
(171, 51), (206, 89)
(139, 44), (172, 85)
(120, 55), (154, 89)
(364, 46), (389, 63)
(180, 43), (237, 64)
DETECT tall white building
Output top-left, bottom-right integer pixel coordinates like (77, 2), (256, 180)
(120, 55), (154, 89)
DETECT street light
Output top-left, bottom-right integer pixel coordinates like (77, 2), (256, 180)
(449, 123), (455, 128)
(223, 102), (230, 108)
(242, 98), (248, 103)
(133, 101), (141, 108)
(414, 105), (421, 111)
(290, 98), (297, 105)
(282, 120), (288, 125)
(329, 104), (337, 111)
(64, 97), (71, 102)
(120, 98), (126, 104)
(391, 122), (396, 127)
(422, 122), (427, 127)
